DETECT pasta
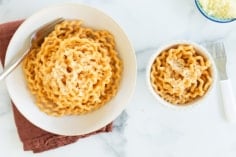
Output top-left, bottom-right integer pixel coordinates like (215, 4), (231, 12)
(22, 20), (122, 116)
(150, 44), (212, 105)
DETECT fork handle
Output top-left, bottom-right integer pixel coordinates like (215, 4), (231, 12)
(0, 37), (31, 81)
(0, 51), (28, 81)
(220, 79), (236, 122)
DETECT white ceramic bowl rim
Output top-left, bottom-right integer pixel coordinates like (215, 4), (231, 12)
(146, 40), (217, 109)
(5, 3), (137, 135)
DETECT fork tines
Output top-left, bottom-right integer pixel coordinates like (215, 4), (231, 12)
(202, 40), (228, 80)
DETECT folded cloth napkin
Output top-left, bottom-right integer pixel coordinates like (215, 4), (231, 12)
(0, 20), (112, 153)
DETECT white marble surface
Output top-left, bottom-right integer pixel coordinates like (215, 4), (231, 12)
(1, 0), (236, 156)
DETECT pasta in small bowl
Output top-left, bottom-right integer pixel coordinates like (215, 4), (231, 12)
(146, 41), (217, 109)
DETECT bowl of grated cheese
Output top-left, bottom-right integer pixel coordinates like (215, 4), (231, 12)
(195, 0), (236, 23)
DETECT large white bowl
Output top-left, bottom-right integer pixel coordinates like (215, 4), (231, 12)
(5, 3), (137, 135)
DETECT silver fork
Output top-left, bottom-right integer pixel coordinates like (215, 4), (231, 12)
(0, 18), (64, 81)
(203, 41), (236, 122)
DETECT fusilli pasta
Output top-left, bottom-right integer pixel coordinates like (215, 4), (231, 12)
(23, 20), (123, 116)
(150, 44), (212, 105)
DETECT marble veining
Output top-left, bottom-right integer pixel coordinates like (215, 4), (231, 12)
(98, 111), (128, 157)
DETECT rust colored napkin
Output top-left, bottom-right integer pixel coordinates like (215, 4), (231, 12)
(0, 20), (112, 153)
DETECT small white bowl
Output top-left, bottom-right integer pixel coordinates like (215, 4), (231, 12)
(146, 40), (217, 109)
